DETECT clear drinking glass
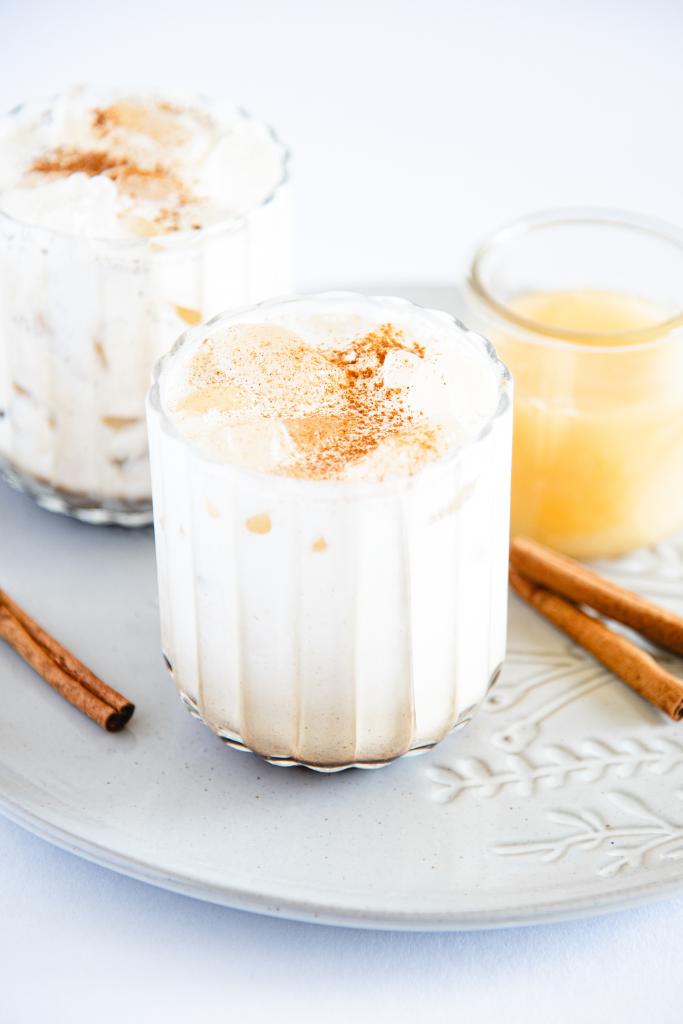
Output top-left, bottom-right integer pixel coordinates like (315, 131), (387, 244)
(466, 209), (683, 559)
(147, 292), (512, 771)
(0, 93), (293, 525)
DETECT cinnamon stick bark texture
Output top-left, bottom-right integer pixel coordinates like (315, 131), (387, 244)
(510, 537), (683, 656)
(0, 590), (134, 731)
(509, 567), (683, 721)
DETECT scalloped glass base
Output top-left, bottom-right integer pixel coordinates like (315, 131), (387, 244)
(0, 458), (153, 527)
(176, 664), (502, 772)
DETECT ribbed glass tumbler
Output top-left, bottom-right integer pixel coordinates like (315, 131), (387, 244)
(147, 294), (512, 771)
(0, 94), (292, 525)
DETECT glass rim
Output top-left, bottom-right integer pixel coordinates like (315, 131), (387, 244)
(467, 207), (683, 353)
(147, 290), (512, 500)
(0, 89), (290, 251)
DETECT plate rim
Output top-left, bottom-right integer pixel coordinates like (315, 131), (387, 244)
(3, 481), (683, 934)
(3, 787), (683, 931)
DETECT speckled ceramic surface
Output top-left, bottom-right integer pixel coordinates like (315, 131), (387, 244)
(2, 481), (683, 930)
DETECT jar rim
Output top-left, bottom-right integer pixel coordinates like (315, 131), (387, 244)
(467, 207), (683, 353)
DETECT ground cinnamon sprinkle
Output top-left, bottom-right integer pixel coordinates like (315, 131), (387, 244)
(287, 323), (436, 478)
(31, 146), (192, 233)
(92, 101), (193, 143)
(29, 100), (200, 234)
(32, 147), (126, 177)
(32, 147), (173, 187)
(184, 322), (447, 479)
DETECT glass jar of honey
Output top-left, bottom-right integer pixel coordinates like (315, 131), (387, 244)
(466, 209), (683, 558)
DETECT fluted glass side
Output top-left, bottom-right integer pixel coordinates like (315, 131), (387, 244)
(147, 299), (512, 771)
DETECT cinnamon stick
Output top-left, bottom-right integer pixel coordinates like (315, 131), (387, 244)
(0, 589), (132, 715)
(510, 537), (683, 656)
(509, 566), (683, 721)
(0, 593), (134, 731)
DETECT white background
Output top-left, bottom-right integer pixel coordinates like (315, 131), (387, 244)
(2, 0), (683, 1020)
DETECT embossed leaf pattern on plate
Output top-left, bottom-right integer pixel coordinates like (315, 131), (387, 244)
(491, 792), (683, 877)
(427, 737), (683, 802)
(426, 539), (683, 878)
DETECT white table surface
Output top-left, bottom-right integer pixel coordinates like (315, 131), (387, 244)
(2, 1), (683, 1019)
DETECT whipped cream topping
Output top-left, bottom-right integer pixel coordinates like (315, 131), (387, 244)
(161, 295), (501, 482)
(0, 88), (286, 238)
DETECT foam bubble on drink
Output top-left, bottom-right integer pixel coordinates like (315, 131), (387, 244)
(0, 88), (285, 238)
(162, 297), (500, 482)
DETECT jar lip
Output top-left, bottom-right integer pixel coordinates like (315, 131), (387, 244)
(147, 290), (512, 500)
(0, 89), (290, 250)
(467, 207), (683, 352)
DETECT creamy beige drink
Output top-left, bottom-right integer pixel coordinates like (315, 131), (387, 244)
(148, 292), (512, 771)
(0, 87), (292, 523)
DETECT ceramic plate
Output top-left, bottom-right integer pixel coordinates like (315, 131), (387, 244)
(2, 480), (683, 930)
